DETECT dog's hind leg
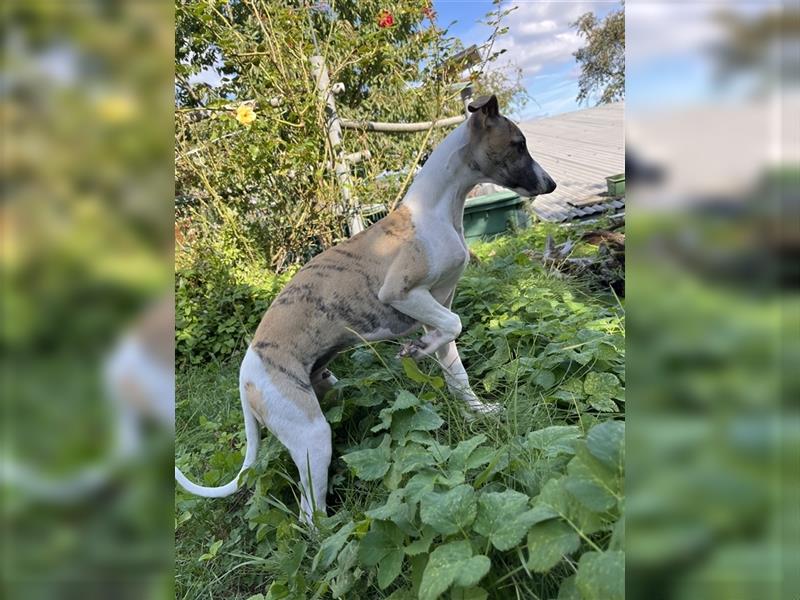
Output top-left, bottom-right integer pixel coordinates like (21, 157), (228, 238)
(242, 349), (332, 524)
(311, 367), (338, 400)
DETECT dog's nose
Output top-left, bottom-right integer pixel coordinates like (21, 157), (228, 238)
(543, 177), (557, 194)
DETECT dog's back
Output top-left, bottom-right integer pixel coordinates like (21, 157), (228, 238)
(251, 205), (425, 377)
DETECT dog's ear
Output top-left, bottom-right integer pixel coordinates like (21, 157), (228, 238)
(468, 95), (499, 118)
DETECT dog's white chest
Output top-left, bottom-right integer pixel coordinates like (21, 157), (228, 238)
(415, 220), (469, 286)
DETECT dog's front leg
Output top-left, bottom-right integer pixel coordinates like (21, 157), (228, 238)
(430, 334), (500, 414)
(383, 287), (462, 358)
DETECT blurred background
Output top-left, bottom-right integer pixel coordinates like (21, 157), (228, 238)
(626, 1), (798, 599)
(2, 1), (174, 598)
(2, 0), (797, 598)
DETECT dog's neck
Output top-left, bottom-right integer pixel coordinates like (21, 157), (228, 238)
(401, 123), (481, 231)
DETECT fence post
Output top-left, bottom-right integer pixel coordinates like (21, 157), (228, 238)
(310, 55), (365, 236)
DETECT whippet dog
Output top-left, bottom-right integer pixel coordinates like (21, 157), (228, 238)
(175, 95), (557, 522)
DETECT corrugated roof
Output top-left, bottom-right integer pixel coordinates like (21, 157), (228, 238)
(519, 102), (625, 222)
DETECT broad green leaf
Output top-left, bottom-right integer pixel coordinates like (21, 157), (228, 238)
(564, 477), (616, 513)
(265, 581), (290, 600)
(394, 390), (421, 410)
(526, 425), (581, 457)
(464, 447), (494, 470)
(535, 476), (605, 535)
(419, 541), (491, 600)
(556, 575), (580, 600)
(409, 552), (429, 597)
(342, 435), (391, 481)
(312, 521), (355, 571)
(564, 444), (619, 512)
(384, 462), (403, 491)
(438, 468), (465, 488)
(448, 435), (487, 471)
(450, 586), (488, 600)
(532, 369), (556, 389)
(391, 404), (444, 441)
(324, 398), (343, 421)
(422, 439), (453, 463)
(420, 485), (477, 536)
(402, 358), (444, 388)
(403, 470), (437, 505)
(526, 519), (580, 572)
(349, 392), (385, 407)
(407, 430), (436, 445)
(473, 489), (550, 551)
(584, 371), (622, 398)
(325, 540), (362, 599)
(372, 408), (394, 433)
(404, 526), (435, 556)
(385, 590), (416, 600)
(575, 550), (624, 600)
(524, 503), (560, 524)
(372, 391), (421, 432)
(586, 420), (625, 472)
(358, 521), (404, 567)
(378, 548), (405, 590)
(396, 443), (438, 474)
(588, 397), (619, 413)
(279, 540), (306, 578)
(609, 518), (625, 551)
(365, 489), (407, 521)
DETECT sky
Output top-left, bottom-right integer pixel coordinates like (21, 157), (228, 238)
(433, 0), (620, 121)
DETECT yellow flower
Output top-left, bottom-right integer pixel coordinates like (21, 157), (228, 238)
(235, 103), (256, 126)
(97, 94), (137, 123)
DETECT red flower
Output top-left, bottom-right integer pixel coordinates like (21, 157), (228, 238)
(422, 5), (436, 20)
(377, 10), (394, 28)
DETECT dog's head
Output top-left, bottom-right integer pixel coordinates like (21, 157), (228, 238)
(466, 95), (557, 197)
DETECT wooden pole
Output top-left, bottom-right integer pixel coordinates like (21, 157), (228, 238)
(339, 115), (465, 132)
(310, 55), (365, 235)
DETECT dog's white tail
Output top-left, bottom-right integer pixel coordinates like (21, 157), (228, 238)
(174, 378), (261, 497)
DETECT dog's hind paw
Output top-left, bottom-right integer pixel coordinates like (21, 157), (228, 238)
(397, 339), (426, 360)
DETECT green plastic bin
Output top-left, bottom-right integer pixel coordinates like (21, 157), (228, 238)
(606, 173), (625, 197)
(462, 191), (530, 245)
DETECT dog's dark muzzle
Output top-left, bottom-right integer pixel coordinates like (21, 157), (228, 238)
(516, 169), (556, 197)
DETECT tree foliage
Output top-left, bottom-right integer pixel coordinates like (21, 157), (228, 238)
(175, 0), (525, 272)
(572, 2), (625, 105)
(710, 8), (800, 91)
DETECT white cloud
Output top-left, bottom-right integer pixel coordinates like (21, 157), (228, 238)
(626, 2), (721, 68)
(491, 1), (603, 78)
(518, 19), (558, 36)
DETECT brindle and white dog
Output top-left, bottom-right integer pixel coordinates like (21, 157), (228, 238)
(175, 95), (557, 522)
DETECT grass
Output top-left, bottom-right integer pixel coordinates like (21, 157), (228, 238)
(175, 223), (625, 600)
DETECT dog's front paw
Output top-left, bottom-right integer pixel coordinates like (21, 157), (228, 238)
(467, 399), (503, 415)
(397, 339), (426, 360)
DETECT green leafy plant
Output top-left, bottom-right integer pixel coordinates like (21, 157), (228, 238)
(175, 224), (625, 599)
